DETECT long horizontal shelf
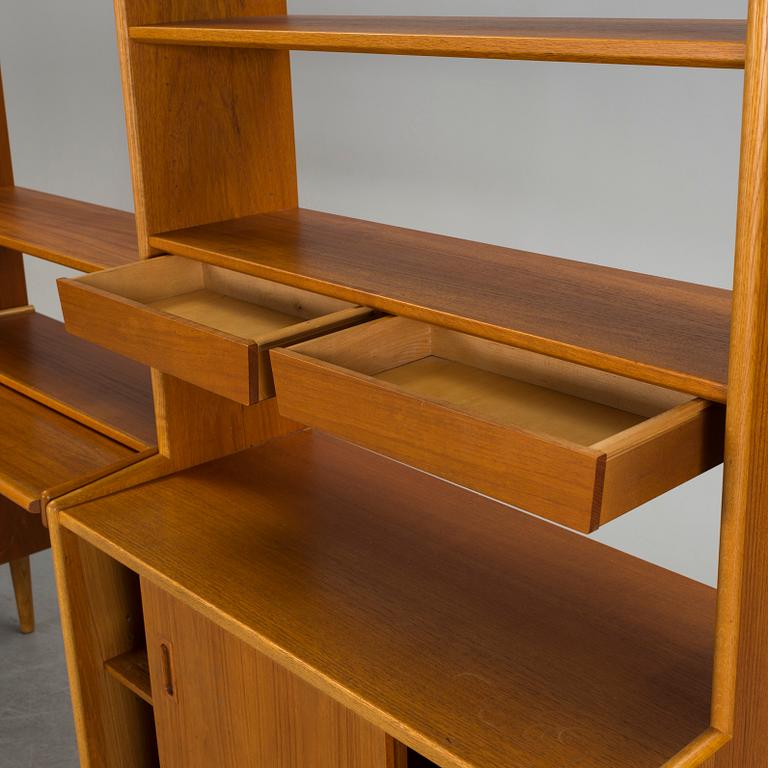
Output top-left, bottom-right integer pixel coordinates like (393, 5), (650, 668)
(105, 648), (152, 706)
(0, 311), (155, 450)
(129, 16), (746, 68)
(0, 384), (135, 512)
(0, 186), (139, 272)
(151, 208), (731, 401)
(61, 430), (717, 768)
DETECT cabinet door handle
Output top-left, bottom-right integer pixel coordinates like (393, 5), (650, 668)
(160, 643), (175, 696)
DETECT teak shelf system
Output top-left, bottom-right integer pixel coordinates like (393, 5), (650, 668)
(1, 2), (764, 767)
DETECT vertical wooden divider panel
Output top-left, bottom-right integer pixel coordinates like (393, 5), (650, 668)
(711, 0), (768, 764)
(0, 66), (28, 309)
(141, 578), (400, 768)
(50, 515), (157, 768)
(114, 0), (301, 464)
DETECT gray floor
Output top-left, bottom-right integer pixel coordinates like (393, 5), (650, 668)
(0, 551), (79, 768)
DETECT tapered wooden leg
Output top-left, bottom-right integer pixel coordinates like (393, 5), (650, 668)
(9, 556), (34, 634)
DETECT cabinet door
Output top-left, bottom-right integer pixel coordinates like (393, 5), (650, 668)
(141, 578), (401, 768)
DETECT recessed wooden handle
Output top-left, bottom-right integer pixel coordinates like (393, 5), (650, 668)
(160, 643), (175, 696)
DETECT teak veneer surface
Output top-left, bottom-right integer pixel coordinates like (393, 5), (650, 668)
(0, 186), (139, 272)
(129, 16), (747, 68)
(0, 385), (133, 512)
(0, 311), (155, 449)
(60, 431), (715, 768)
(152, 208), (731, 400)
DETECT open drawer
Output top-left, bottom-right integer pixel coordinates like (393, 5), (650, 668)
(57, 256), (373, 404)
(271, 317), (725, 533)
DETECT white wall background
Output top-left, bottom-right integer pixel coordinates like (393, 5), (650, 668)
(0, 1), (746, 585)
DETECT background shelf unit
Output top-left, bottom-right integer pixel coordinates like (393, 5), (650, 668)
(59, 430), (717, 768)
(128, 16), (746, 69)
(0, 186), (139, 273)
(152, 208), (731, 402)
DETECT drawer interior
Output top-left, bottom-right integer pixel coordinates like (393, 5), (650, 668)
(292, 317), (693, 448)
(77, 255), (361, 341)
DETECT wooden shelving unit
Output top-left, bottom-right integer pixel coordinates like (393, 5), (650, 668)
(0, 65), (155, 634)
(8, 1), (766, 767)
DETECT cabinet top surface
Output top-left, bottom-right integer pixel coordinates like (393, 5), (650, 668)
(61, 430), (715, 768)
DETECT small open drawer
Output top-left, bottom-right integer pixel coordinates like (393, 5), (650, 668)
(271, 317), (725, 533)
(57, 256), (373, 404)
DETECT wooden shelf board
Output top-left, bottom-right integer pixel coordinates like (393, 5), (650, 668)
(0, 311), (155, 450)
(151, 208), (731, 401)
(105, 648), (153, 705)
(129, 16), (746, 68)
(0, 385), (135, 512)
(0, 186), (139, 272)
(60, 430), (716, 768)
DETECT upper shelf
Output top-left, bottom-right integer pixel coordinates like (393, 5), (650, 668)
(0, 310), (155, 450)
(0, 186), (139, 272)
(151, 208), (731, 402)
(60, 430), (717, 768)
(128, 16), (747, 68)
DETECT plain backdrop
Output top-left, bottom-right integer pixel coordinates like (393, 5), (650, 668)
(0, 1), (747, 586)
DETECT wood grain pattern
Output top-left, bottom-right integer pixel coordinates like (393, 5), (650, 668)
(48, 518), (157, 768)
(59, 431), (716, 768)
(129, 16), (747, 68)
(0, 311), (155, 449)
(9, 556), (34, 633)
(152, 208), (732, 401)
(0, 187), (139, 272)
(104, 649), (153, 706)
(113, 0), (297, 256)
(142, 579), (395, 768)
(272, 318), (724, 533)
(0, 385), (133, 512)
(58, 256), (370, 403)
(710, 1), (768, 765)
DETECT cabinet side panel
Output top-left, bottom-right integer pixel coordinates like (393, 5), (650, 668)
(141, 578), (392, 768)
(50, 518), (157, 768)
(113, 1), (297, 255)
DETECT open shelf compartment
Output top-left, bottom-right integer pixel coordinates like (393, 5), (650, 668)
(150, 208), (732, 402)
(59, 430), (717, 768)
(128, 16), (746, 69)
(105, 648), (152, 706)
(58, 255), (374, 404)
(272, 317), (725, 533)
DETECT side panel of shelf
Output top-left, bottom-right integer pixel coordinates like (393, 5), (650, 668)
(114, 0), (298, 256)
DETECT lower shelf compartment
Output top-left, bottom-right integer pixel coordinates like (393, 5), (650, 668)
(60, 430), (717, 768)
(105, 648), (152, 706)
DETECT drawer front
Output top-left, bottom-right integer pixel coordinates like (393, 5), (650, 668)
(272, 349), (605, 533)
(59, 278), (255, 403)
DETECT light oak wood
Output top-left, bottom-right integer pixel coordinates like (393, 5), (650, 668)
(142, 579), (397, 768)
(58, 431), (716, 768)
(129, 16), (747, 69)
(113, 0), (297, 257)
(48, 516), (157, 768)
(151, 208), (732, 401)
(104, 649), (153, 706)
(272, 318), (724, 532)
(0, 311), (155, 449)
(0, 385), (135, 512)
(59, 256), (372, 403)
(0, 187), (139, 272)
(709, 1), (768, 764)
(9, 557), (34, 634)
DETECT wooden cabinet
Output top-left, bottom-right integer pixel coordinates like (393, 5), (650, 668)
(141, 579), (400, 768)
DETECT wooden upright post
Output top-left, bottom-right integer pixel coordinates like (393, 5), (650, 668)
(709, 0), (768, 764)
(0, 66), (28, 310)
